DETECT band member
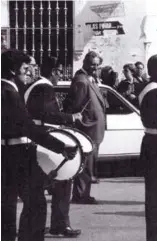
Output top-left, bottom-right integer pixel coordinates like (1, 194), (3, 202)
(25, 56), (82, 237)
(1, 50), (77, 241)
(64, 51), (106, 204)
(139, 55), (157, 241)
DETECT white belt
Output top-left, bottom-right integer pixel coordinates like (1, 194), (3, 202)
(1, 137), (31, 145)
(145, 128), (157, 135)
(33, 119), (42, 125)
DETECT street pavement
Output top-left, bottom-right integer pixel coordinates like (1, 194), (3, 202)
(17, 177), (146, 241)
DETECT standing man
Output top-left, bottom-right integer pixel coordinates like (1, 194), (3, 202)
(25, 56), (82, 237)
(1, 50), (77, 241)
(138, 55), (157, 241)
(64, 51), (106, 204)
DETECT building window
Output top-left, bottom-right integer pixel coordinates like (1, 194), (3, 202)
(9, 1), (73, 79)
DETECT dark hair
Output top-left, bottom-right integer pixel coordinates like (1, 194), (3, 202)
(83, 51), (103, 66)
(40, 56), (58, 78)
(101, 66), (113, 79)
(123, 63), (136, 75)
(147, 54), (157, 77)
(1, 49), (30, 79)
(135, 61), (144, 68)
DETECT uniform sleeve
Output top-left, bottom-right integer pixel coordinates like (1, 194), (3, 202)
(10, 90), (65, 153)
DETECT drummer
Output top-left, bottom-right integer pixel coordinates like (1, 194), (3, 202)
(1, 49), (77, 241)
(25, 55), (82, 238)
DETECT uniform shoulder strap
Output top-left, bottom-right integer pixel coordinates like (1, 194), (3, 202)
(1, 78), (18, 92)
(24, 77), (53, 104)
(138, 82), (157, 106)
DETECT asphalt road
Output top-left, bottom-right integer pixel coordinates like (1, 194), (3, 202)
(17, 177), (146, 241)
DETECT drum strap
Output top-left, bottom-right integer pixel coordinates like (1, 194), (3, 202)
(24, 76), (53, 104)
(138, 82), (157, 106)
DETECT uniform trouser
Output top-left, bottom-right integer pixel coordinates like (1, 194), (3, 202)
(50, 180), (72, 230)
(72, 144), (99, 200)
(1, 143), (47, 241)
(140, 134), (157, 241)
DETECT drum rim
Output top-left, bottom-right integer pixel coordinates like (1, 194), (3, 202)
(50, 128), (84, 180)
(62, 126), (95, 154)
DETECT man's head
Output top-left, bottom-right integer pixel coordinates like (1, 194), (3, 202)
(26, 56), (39, 83)
(83, 51), (103, 76)
(123, 63), (136, 81)
(40, 56), (59, 85)
(147, 54), (157, 79)
(1, 49), (30, 84)
(135, 61), (144, 77)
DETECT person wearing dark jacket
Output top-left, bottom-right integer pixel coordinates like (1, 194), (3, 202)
(25, 56), (82, 237)
(64, 51), (106, 204)
(139, 55), (157, 241)
(1, 50), (77, 241)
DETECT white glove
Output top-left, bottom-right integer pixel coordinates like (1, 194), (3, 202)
(72, 112), (83, 122)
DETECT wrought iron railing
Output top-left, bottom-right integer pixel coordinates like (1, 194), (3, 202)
(9, 0), (73, 80)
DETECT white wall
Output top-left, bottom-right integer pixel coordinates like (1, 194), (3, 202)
(1, 1), (9, 27)
(73, 0), (157, 76)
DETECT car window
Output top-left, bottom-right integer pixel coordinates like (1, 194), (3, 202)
(55, 86), (135, 115)
(101, 88), (133, 115)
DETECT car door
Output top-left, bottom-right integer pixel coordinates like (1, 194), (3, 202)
(99, 86), (144, 160)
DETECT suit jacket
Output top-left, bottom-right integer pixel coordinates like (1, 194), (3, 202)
(26, 77), (73, 126)
(64, 69), (106, 145)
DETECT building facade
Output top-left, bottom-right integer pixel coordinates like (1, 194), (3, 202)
(1, 0), (157, 77)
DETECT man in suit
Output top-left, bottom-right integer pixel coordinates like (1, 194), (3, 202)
(64, 51), (106, 204)
(25, 56), (82, 237)
(139, 55), (157, 241)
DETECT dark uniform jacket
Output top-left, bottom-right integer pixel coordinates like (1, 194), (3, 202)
(1, 79), (65, 153)
(25, 77), (74, 126)
(64, 69), (106, 145)
(140, 81), (157, 129)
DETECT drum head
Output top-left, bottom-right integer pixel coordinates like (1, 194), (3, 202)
(63, 127), (94, 154)
(37, 129), (83, 180)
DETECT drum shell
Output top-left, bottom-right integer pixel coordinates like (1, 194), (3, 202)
(37, 129), (84, 181)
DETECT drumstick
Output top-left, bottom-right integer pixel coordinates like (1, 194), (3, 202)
(54, 158), (69, 172)
(81, 99), (91, 114)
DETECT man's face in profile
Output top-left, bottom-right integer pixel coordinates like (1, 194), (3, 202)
(16, 63), (29, 84)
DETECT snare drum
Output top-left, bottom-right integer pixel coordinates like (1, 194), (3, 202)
(37, 129), (84, 181)
(61, 127), (94, 154)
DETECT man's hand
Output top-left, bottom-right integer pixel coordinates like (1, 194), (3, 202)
(72, 112), (83, 122)
(63, 145), (78, 160)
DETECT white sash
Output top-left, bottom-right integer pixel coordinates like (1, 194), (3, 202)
(1, 79), (18, 92)
(138, 82), (157, 106)
(24, 77), (53, 104)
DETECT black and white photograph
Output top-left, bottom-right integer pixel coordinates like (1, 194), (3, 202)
(1, 0), (157, 240)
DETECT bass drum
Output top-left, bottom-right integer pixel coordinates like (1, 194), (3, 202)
(62, 127), (94, 155)
(37, 129), (84, 181)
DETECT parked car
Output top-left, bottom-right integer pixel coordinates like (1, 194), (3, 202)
(54, 81), (144, 176)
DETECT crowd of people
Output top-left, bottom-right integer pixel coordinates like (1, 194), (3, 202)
(1, 48), (157, 241)
(96, 61), (149, 108)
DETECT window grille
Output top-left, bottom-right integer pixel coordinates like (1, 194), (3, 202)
(9, 1), (73, 80)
